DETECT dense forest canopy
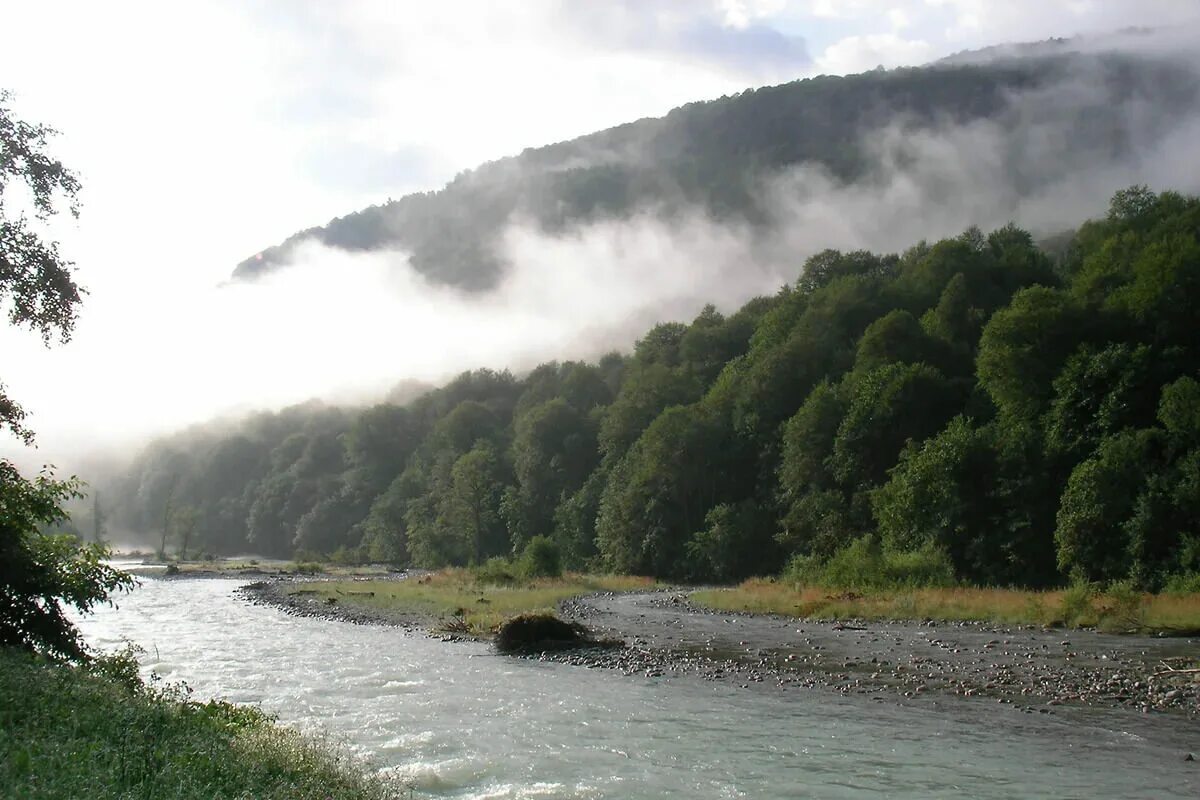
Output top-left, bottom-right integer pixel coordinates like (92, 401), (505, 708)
(233, 40), (1199, 292)
(103, 187), (1200, 590)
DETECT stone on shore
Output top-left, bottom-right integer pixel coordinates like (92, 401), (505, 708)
(495, 613), (606, 654)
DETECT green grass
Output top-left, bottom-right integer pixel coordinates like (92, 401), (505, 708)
(0, 647), (394, 799)
(692, 579), (1200, 633)
(287, 569), (660, 636)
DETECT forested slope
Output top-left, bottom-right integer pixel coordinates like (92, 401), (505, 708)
(233, 44), (1199, 291)
(111, 187), (1200, 589)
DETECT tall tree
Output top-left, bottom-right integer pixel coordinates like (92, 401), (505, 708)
(1, 90), (82, 443)
(1, 93), (132, 660)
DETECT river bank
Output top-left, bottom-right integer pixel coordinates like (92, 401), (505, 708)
(79, 577), (1200, 798)
(0, 647), (394, 799)
(236, 576), (1199, 721)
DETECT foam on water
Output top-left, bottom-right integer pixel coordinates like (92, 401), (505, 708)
(75, 578), (1199, 799)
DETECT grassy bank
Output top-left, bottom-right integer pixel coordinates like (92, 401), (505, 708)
(286, 569), (660, 636)
(692, 580), (1200, 633)
(0, 648), (393, 799)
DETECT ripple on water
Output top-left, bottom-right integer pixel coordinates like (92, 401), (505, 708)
(73, 579), (1200, 800)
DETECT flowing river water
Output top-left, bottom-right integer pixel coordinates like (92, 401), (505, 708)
(76, 574), (1198, 799)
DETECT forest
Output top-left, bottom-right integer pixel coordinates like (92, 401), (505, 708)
(232, 44), (1199, 292)
(103, 186), (1200, 591)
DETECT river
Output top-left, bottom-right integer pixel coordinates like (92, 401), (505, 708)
(75, 575), (1198, 799)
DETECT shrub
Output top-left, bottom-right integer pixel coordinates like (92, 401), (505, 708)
(329, 545), (366, 566)
(473, 557), (518, 586)
(1163, 572), (1200, 594)
(0, 462), (135, 661)
(293, 562), (322, 575)
(1099, 579), (1147, 631)
(883, 546), (956, 588)
(1059, 581), (1097, 627)
(518, 536), (562, 579)
(783, 537), (954, 590)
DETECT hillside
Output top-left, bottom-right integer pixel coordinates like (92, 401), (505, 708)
(234, 39), (1198, 290)
(114, 186), (1200, 590)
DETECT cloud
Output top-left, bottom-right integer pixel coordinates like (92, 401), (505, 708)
(815, 33), (933, 73)
(4, 1), (1200, 472)
(301, 141), (453, 195)
(554, 2), (810, 80)
(0, 212), (789, 462)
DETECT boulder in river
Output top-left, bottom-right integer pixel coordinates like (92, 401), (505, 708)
(495, 613), (616, 654)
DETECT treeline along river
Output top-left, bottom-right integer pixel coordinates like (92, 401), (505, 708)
(75, 574), (1199, 799)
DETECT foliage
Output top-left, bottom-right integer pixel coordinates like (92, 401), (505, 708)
(686, 500), (779, 583)
(1058, 582), (1096, 628)
(1, 98), (137, 662)
(473, 556), (519, 586)
(783, 537), (955, 591)
(0, 648), (393, 799)
(1099, 579), (1148, 632)
(517, 535), (563, 579)
(1, 92), (83, 444)
(1163, 572), (1200, 595)
(100, 187), (1200, 591)
(0, 463), (136, 660)
(1054, 429), (1164, 584)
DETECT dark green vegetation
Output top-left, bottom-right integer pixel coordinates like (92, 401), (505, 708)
(234, 43), (1198, 290)
(109, 187), (1200, 591)
(0, 648), (392, 800)
(0, 461), (133, 660)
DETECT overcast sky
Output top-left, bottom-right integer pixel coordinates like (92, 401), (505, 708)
(2, 0), (1198, 462)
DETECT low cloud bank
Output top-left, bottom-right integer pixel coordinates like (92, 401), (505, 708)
(7, 36), (1200, 466)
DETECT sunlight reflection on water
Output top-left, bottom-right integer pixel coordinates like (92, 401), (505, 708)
(76, 578), (1198, 799)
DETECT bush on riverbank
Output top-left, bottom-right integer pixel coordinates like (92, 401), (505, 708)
(472, 537), (565, 586)
(0, 647), (393, 799)
(783, 537), (955, 590)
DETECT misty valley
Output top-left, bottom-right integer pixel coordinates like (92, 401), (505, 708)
(3, 15), (1200, 800)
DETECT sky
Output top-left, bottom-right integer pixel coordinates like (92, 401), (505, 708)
(2, 0), (1199, 464)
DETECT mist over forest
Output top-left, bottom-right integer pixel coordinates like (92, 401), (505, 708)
(238, 31), (1200, 291)
(60, 33), (1200, 590)
(9, 9), (1200, 798)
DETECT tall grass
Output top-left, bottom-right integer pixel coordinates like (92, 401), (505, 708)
(692, 579), (1200, 632)
(289, 570), (659, 635)
(0, 647), (393, 799)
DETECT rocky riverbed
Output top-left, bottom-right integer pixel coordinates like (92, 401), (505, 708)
(238, 579), (1200, 721)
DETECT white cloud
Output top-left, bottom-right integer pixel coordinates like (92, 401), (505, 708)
(0, 213), (788, 460)
(888, 8), (912, 30)
(3, 0), (1199, 469)
(816, 33), (933, 74)
(717, 0), (788, 29)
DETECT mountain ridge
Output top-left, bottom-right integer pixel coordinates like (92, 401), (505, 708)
(234, 35), (1199, 292)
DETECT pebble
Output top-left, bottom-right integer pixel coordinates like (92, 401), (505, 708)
(241, 581), (1200, 717)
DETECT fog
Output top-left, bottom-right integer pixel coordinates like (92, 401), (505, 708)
(3, 34), (1200, 471)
